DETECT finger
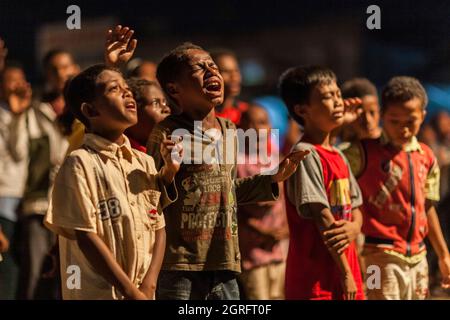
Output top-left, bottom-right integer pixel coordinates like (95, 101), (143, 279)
(123, 29), (134, 43)
(105, 29), (113, 44)
(119, 26), (129, 40)
(127, 39), (137, 54)
(324, 226), (345, 238)
(113, 25), (122, 40)
(336, 242), (350, 254)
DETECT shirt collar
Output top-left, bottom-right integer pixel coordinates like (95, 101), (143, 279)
(83, 133), (134, 162)
(380, 130), (424, 153)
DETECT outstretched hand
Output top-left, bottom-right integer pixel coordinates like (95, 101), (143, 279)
(104, 25), (137, 68)
(271, 150), (310, 183)
(160, 133), (184, 185)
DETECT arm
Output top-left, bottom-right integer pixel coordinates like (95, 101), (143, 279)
(75, 230), (148, 300)
(426, 201), (450, 289)
(139, 228), (166, 299)
(308, 203), (357, 300)
(0, 38), (7, 73)
(323, 208), (362, 254)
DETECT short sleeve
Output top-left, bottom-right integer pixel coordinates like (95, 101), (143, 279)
(44, 155), (97, 239)
(286, 144), (329, 218)
(425, 158), (440, 202)
(340, 141), (364, 178)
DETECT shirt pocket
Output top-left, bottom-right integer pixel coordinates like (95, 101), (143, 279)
(140, 189), (162, 231)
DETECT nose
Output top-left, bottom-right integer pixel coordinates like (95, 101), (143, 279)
(123, 87), (133, 98)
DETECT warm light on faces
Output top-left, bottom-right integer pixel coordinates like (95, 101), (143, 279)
(173, 49), (224, 111)
(299, 81), (345, 132)
(88, 70), (138, 131)
(352, 95), (381, 139)
(142, 85), (170, 125)
(382, 97), (425, 148)
(48, 53), (79, 92)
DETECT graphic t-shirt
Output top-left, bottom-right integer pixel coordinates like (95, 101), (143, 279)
(147, 114), (278, 272)
(284, 142), (365, 300)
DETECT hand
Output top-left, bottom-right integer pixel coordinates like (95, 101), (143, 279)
(139, 284), (156, 300)
(104, 25), (137, 68)
(271, 150), (310, 183)
(0, 37), (8, 72)
(438, 255), (450, 289)
(341, 272), (357, 300)
(41, 253), (59, 279)
(160, 134), (184, 185)
(8, 81), (32, 114)
(323, 220), (361, 254)
(342, 97), (363, 125)
(0, 230), (9, 253)
(127, 288), (149, 300)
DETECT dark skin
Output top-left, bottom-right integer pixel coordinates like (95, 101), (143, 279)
(295, 81), (363, 299)
(78, 68), (182, 299)
(167, 49), (309, 182)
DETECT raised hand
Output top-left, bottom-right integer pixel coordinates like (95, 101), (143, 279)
(8, 80), (32, 114)
(0, 38), (8, 72)
(271, 149), (310, 183)
(104, 25), (137, 68)
(160, 133), (184, 185)
(342, 97), (363, 125)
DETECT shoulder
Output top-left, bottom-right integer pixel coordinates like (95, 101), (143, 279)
(217, 116), (236, 130)
(132, 148), (157, 170)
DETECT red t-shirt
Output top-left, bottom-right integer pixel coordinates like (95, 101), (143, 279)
(216, 100), (249, 125)
(284, 144), (364, 300)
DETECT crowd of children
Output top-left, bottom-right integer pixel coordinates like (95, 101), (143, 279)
(0, 24), (449, 300)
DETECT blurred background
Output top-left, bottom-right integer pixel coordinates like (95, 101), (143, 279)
(1, 0), (450, 118)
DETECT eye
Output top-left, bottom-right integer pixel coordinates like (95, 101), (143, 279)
(109, 85), (119, 92)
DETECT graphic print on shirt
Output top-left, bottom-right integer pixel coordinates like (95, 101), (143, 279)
(328, 178), (352, 220)
(179, 164), (235, 242)
(369, 160), (403, 210)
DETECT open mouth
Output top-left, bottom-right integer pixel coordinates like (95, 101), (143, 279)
(204, 79), (222, 93)
(125, 101), (137, 112)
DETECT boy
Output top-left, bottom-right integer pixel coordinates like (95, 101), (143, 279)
(210, 49), (248, 125)
(342, 76), (450, 299)
(237, 104), (289, 300)
(340, 77), (381, 142)
(125, 78), (170, 152)
(44, 64), (182, 300)
(279, 66), (365, 300)
(147, 43), (308, 300)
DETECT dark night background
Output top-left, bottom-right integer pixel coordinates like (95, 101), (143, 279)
(1, 0), (450, 113)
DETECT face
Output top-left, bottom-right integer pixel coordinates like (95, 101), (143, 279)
(140, 85), (171, 127)
(215, 54), (241, 100)
(382, 97), (425, 148)
(47, 53), (79, 92)
(170, 49), (224, 113)
(351, 95), (381, 139)
(300, 81), (345, 133)
(87, 70), (137, 132)
(1, 67), (27, 98)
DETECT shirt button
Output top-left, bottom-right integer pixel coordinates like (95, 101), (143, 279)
(137, 234), (141, 240)
(130, 201), (135, 206)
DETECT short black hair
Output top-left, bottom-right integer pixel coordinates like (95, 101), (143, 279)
(64, 64), (120, 129)
(126, 77), (161, 109)
(43, 49), (74, 70)
(0, 61), (25, 85)
(278, 65), (336, 126)
(381, 76), (428, 113)
(156, 42), (205, 106)
(341, 77), (378, 99)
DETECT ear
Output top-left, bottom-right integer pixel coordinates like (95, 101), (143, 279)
(422, 109), (427, 120)
(80, 102), (100, 119)
(294, 104), (308, 119)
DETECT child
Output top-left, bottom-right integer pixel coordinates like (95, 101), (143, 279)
(147, 43), (308, 300)
(342, 76), (450, 299)
(340, 77), (381, 142)
(44, 64), (182, 300)
(210, 49), (248, 125)
(125, 78), (170, 152)
(279, 66), (365, 300)
(237, 104), (289, 300)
